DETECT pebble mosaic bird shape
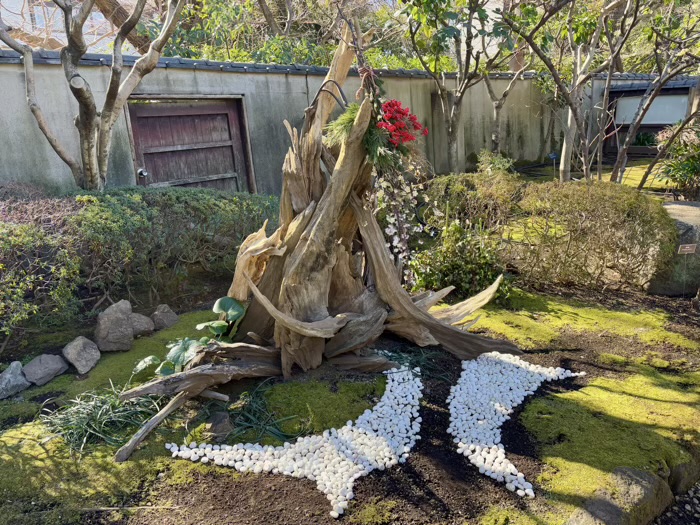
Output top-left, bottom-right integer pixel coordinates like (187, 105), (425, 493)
(447, 352), (584, 498)
(166, 367), (424, 518)
(166, 355), (582, 517)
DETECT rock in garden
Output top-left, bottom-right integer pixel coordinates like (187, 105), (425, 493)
(62, 336), (101, 375)
(205, 412), (234, 442)
(130, 313), (155, 338)
(95, 300), (134, 351)
(151, 304), (179, 330)
(22, 354), (69, 386)
(0, 361), (31, 400)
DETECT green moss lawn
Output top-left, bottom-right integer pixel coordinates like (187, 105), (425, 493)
(0, 309), (386, 525)
(456, 288), (698, 351)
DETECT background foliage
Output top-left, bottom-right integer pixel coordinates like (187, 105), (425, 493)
(0, 188), (278, 341)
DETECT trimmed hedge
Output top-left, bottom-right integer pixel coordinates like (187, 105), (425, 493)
(0, 187), (279, 338)
(421, 174), (677, 292)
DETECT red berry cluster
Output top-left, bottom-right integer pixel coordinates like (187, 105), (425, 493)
(377, 99), (428, 148)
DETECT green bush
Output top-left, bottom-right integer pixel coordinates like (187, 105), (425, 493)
(0, 187), (279, 340)
(424, 170), (523, 230)
(658, 124), (700, 200)
(0, 223), (80, 338)
(508, 181), (677, 288)
(410, 222), (509, 301)
(69, 188), (279, 294)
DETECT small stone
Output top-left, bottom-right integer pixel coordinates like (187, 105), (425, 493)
(62, 336), (101, 374)
(150, 304), (179, 330)
(95, 300), (134, 351)
(0, 362), (30, 400)
(22, 354), (69, 386)
(129, 313), (155, 337)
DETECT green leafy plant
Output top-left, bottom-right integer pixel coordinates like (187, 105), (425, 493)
(133, 337), (206, 377)
(659, 124), (700, 200)
(410, 221), (509, 301)
(40, 382), (161, 453)
(196, 296), (246, 339)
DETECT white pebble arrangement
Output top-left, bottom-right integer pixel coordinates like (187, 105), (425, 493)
(165, 366), (423, 518)
(447, 352), (584, 499)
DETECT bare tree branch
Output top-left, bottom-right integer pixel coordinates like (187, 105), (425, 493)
(94, 0), (152, 53)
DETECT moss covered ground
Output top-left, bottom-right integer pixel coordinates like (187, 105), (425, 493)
(457, 288), (699, 351)
(518, 159), (669, 192)
(0, 309), (387, 524)
(1, 289), (698, 525)
(520, 367), (700, 523)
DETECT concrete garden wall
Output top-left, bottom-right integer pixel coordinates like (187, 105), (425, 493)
(0, 50), (566, 195)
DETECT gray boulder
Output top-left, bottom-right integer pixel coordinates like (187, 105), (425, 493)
(22, 354), (69, 386)
(648, 202), (700, 296)
(566, 467), (673, 525)
(62, 336), (101, 375)
(0, 361), (31, 400)
(95, 300), (134, 351)
(151, 304), (179, 330)
(130, 313), (155, 338)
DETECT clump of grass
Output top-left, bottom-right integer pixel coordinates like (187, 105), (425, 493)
(599, 353), (629, 367)
(349, 498), (397, 525)
(41, 382), (161, 453)
(226, 379), (310, 444)
(379, 345), (452, 382)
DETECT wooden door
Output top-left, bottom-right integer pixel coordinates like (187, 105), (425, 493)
(127, 99), (252, 192)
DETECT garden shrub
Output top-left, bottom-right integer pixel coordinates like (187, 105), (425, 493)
(658, 123), (700, 200)
(410, 221), (509, 301)
(424, 169), (523, 230)
(508, 181), (677, 288)
(0, 223), (80, 339)
(0, 187), (279, 340)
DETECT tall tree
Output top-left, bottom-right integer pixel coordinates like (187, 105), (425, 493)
(609, 0), (700, 182)
(502, 0), (639, 181)
(0, 0), (186, 190)
(397, 0), (519, 173)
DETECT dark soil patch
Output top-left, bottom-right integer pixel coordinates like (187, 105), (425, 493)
(105, 341), (584, 525)
(87, 292), (700, 525)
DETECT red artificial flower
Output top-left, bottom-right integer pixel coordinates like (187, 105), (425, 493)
(377, 99), (428, 150)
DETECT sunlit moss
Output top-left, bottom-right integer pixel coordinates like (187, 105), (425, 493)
(349, 498), (397, 525)
(520, 368), (700, 522)
(0, 310), (217, 427)
(265, 377), (387, 436)
(455, 289), (699, 350)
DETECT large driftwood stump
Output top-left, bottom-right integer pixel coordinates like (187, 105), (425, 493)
(227, 24), (519, 377)
(115, 23), (518, 461)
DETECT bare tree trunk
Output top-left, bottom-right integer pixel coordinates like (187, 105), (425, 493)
(94, 0), (151, 53)
(559, 106), (577, 181)
(596, 70), (614, 181)
(610, 62), (689, 183)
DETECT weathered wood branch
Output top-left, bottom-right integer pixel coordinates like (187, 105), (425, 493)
(119, 362), (281, 402)
(351, 195), (520, 359)
(115, 392), (191, 462)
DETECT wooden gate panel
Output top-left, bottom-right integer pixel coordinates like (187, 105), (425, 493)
(128, 99), (251, 192)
